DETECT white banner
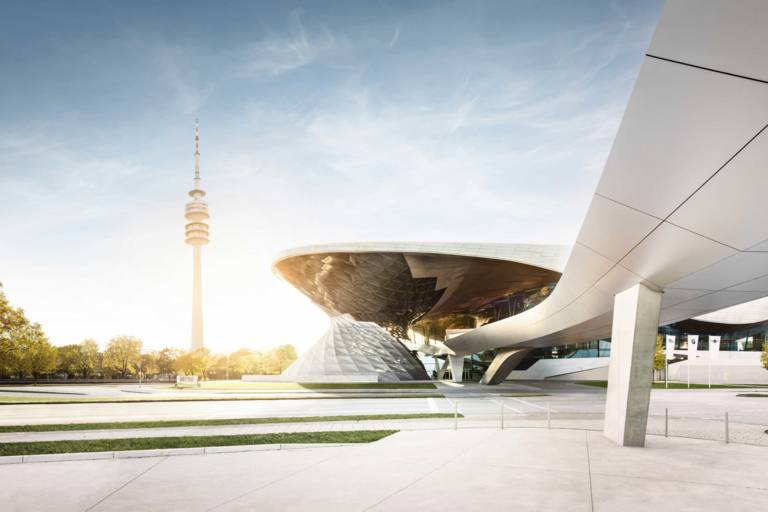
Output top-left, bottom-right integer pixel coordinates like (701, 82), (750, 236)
(709, 336), (720, 360)
(688, 334), (699, 360)
(665, 335), (676, 358)
(176, 375), (199, 387)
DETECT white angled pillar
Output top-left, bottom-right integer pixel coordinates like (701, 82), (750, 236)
(603, 283), (662, 447)
(448, 355), (465, 383)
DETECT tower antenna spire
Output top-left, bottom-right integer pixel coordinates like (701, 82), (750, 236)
(194, 117), (201, 181)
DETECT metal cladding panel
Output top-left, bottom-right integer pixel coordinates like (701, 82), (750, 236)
(594, 57), (768, 220)
(667, 131), (768, 250)
(647, 0), (768, 82)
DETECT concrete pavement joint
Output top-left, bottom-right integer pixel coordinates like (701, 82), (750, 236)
(362, 431), (497, 511)
(588, 469), (768, 492)
(205, 449), (347, 511)
(585, 430), (594, 512)
(482, 462), (591, 477)
(84, 455), (168, 511)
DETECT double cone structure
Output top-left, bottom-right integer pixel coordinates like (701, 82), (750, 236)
(281, 315), (429, 382)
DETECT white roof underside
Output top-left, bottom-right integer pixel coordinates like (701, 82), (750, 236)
(447, 0), (768, 354)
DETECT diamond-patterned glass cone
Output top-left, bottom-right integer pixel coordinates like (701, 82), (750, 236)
(281, 314), (429, 382)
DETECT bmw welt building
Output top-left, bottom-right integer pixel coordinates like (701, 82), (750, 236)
(273, 1), (768, 446)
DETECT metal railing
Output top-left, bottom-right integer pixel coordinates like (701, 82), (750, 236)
(425, 398), (763, 447)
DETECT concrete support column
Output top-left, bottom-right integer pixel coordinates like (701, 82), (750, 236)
(436, 358), (449, 380)
(448, 355), (465, 383)
(480, 348), (531, 385)
(603, 283), (662, 447)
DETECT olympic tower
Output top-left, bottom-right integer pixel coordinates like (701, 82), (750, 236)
(184, 120), (209, 351)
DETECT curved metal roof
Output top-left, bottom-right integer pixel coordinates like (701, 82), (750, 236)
(273, 242), (570, 273)
(272, 242), (570, 338)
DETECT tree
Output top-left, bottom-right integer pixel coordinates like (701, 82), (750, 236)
(230, 348), (259, 377)
(77, 339), (100, 379)
(762, 341), (768, 371)
(0, 285), (56, 379)
(56, 341), (100, 379)
(140, 351), (159, 378)
(209, 353), (230, 380)
(21, 322), (57, 378)
(56, 344), (81, 378)
(103, 336), (142, 378)
(653, 335), (666, 371)
(157, 347), (184, 380)
(173, 348), (212, 379)
(0, 285), (27, 371)
(271, 344), (298, 374)
(652, 335), (666, 382)
(256, 344), (298, 375)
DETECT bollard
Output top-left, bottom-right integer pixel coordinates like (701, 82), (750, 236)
(665, 408), (668, 437)
(454, 401), (458, 431)
(725, 411), (729, 444)
(547, 402), (551, 430)
(500, 399), (504, 430)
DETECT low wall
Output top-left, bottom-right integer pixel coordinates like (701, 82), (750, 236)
(506, 357), (609, 381)
(503, 352), (768, 384)
(667, 352), (768, 385)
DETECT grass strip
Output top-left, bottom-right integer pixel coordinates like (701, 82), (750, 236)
(576, 381), (768, 389)
(0, 430), (398, 457)
(191, 382), (437, 390)
(0, 393), (444, 405)
(0, 413), (461, 433)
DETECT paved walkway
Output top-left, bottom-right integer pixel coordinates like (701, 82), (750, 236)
(2, 428), (767, 511)
(1, 414), (766, 448)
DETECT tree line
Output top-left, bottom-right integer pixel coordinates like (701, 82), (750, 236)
(53, 337), (298, 380)
(0, 284), (297, 380)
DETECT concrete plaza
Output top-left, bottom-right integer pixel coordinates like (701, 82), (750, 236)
(2, 428), (767, 511)
(1, 381), (766, 445)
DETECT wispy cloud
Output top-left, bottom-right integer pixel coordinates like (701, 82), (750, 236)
(245, 9), (338, 77)
(449, 95), (479, 133)
(388, 25), (401, 48)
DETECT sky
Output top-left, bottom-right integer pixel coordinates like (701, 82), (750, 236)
(0, 0), (665, 354)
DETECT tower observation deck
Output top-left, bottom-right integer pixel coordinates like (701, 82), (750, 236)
(184, 120), (209, 351)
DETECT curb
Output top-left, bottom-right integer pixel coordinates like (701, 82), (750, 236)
(0, 442), (356, 465)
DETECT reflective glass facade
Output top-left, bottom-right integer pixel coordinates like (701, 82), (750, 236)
(274, 251), (561, 340)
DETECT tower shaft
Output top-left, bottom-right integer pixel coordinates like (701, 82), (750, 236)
(191, 245), (204, 350)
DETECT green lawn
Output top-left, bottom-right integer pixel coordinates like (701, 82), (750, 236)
(188, 381), (437, 390)
(0, 430), (398, 457)
(0, 413), (461, 433)
(576, 381), (768, 389)
(0, 393), (443, 405)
